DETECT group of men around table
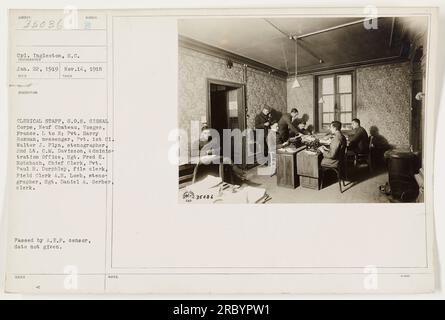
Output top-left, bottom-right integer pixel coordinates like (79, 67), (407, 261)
(254, 105), (370, 168)
(193, 104), (370, 184)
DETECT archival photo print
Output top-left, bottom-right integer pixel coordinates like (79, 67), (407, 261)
(177, 15), (428, 204)
(3, 6), (438, 295)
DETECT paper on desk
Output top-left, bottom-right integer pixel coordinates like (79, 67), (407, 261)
(244, 186), (267, 203)
(199, 154), (221, 164)
(213, 186), (266, 204)
(304, 149), (319, 155)
(278, 146), (297, 152)
(319, 138), (332, 145)
(187, 175), (222, 193)
(215, 190), (248, 203)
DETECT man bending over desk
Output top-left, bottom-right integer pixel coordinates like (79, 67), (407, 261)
(277, 108), (300, 141)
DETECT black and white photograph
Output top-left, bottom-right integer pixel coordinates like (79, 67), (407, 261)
(1, 4), (442, 297)
(178, 15), (428, 204)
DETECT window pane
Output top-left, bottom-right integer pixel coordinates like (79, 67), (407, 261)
(340, 112), (352, 125)
(322, 95), (335, 112)
(322, 77), (334, 94)
(317, 73), (354, 132)
(340, 94), (352, 111)
(322, 112), (335, 124)
(337, 74), (351, 93)
(323, 113), (330, 124)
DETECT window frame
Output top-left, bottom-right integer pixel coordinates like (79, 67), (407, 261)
(315, 70), (356, 132)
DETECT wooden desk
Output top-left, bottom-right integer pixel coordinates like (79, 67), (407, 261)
(295, 132), (351, 190)
(296, 149), (323, 190)
(276, 146), (305, 188)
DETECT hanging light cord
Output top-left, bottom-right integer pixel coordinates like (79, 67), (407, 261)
(294, 37), (298, 77)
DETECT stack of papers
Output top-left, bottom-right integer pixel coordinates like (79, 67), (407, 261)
(244, 186), (267, 203)
(184, 176), (268, 204)
(187, 175), (222, 194)
(304, 149), (318, 156)
(278, 146), (297, 153)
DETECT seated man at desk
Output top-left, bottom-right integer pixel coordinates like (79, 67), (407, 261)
(296, 122), (311, 136)
(198, 126), (217, 154)
(318, 121), (347, 167)
(348, 118), (369, 154)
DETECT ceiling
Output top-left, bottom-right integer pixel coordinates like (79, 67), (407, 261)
(178, 16), (427, 74)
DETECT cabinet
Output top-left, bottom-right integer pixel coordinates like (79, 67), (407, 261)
(276, 146), (305, 189)
(297, 150), (322, 190)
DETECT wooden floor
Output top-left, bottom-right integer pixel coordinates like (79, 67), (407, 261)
(243, 165), (391, 203)
(186, 163), (395, 203)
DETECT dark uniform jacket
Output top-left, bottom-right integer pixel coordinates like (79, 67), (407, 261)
(255, 112), (271, 130)
(290, 118), (304, 137)
(321, 131), (347, 167)
(349, 126), (369, 154)
(277, 114), (299, 142)
(269, 109), (282, 123)
(255, 112), (272, 155)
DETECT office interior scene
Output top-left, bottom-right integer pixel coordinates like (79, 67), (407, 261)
(178, 16), (427, 204)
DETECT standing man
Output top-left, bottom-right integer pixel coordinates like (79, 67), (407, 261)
(348, 118), (369, 154)
(255, 105), (272, 133)
(278, 108), (300, 142)
(267, 122), (290, 150)
(291, 113), (301, 131)
(318, 121), (347, 167)
(255, 105), (272, 157)
(264, 122), (290, 176)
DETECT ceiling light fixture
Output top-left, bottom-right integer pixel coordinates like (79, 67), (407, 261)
(291, 35), (301, 88)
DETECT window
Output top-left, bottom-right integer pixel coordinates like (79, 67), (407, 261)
(317, 72), (354, 131)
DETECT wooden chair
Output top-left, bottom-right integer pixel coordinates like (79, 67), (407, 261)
(344, 136), (374, 173)
(320, 143), (348, 193)
(353, 136), (374, 173)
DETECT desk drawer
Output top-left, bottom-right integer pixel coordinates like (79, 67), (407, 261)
(277, 152), (298, 188)
(297, 151), (321, 177)
(300, 176), (320, 190)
